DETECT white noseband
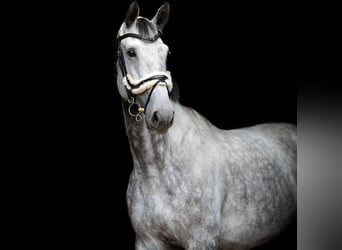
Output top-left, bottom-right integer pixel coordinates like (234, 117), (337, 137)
(123, 71), (173, 95)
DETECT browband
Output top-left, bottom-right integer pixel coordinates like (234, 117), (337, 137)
(117, 31), (161, 43)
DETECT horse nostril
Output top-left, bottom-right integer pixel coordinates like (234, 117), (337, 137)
(170, 112), (175, 123)
(150, 110), (174, 130)
(152, 111), (160, 124)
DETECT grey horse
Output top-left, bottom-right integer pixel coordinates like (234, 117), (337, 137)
(115, 2), (296, 249)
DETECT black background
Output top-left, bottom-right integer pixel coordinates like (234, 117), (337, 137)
(13, 0), (341, 249)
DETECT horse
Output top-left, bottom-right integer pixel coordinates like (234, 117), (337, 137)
(115, 2), (296, 249)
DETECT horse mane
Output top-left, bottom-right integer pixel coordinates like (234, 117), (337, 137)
(169, 78), (179, 102)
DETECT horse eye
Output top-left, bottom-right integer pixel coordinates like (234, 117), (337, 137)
(127, 49), (136, 57)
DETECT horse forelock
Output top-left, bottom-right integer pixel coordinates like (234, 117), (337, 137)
(119, 17), (158, 39)
(136, 17), (158, 39)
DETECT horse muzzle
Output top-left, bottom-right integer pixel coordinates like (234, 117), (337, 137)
(148, 108), (174, 133)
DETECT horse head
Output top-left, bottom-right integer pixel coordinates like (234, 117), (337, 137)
(116, 1), (174, 133)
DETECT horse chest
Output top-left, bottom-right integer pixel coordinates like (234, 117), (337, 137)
(127, 168), (217, 237)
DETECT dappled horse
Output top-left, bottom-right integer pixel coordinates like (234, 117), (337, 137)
(115, 2), (296, 249)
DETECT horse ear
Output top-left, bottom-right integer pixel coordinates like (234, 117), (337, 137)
(125, 1), (140, 28)
(152, 2), (170, 31)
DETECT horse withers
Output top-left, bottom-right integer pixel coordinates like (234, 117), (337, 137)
(115, 2), (296, 249)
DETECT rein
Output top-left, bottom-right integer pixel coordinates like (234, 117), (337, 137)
(116, 32), (173, 121)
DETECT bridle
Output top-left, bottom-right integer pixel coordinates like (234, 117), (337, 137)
(116, 31), (173, 121)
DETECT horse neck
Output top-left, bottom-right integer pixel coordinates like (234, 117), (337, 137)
(121, 100), (171, 169)
(121, 101), (200, 174)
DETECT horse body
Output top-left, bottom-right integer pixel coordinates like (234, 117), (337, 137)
(124, 102), (296, 249)
(116, 2), (296, 249)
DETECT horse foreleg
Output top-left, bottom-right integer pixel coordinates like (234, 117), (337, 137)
(135, 236), (158, 250)
(186, 239), (217, 250)
(135, 235), (178, 250)
(186, 240), (251, 250)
